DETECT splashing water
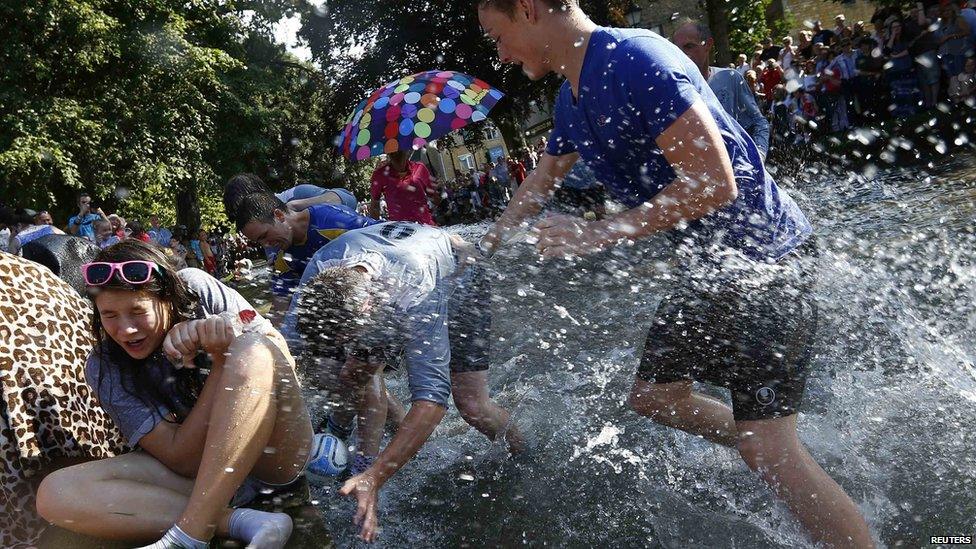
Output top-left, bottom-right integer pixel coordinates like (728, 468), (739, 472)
(236, 155), (976, 547)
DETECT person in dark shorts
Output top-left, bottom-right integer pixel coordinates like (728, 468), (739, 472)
(283, 222), (523, 543)
(476, 1), (872, 547)
(637, 239), (819, 423)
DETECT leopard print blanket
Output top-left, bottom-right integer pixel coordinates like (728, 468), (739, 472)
(0, 252), (127, 547)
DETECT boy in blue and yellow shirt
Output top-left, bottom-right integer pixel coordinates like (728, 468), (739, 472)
(232, 193), (381, 318)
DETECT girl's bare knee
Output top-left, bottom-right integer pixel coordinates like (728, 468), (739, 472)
(36, 468), (80, 523)
(222, 335), (276, 384)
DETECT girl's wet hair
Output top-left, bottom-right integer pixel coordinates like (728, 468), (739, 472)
(89, 239), (204, 425)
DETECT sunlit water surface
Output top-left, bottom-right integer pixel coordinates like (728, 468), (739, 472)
(234, 155), (976, 548)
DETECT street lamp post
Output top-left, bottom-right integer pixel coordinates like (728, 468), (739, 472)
(625, 3), (643, 27)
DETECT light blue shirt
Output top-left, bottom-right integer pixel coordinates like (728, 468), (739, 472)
(829, 54), (856, 80)
(68, 213), (101, 241)
(960, 8), (976, 46)
(283, 222), (458, 406)
(708, 67), (771, 156)
(149, 226), (172, 247)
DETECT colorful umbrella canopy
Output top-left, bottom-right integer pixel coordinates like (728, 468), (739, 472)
(337, 70), (505, 162)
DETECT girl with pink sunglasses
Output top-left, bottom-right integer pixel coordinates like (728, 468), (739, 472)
(36, 239), (313, 549)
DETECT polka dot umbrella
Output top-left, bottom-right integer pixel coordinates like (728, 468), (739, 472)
(337, 70), (505, 162)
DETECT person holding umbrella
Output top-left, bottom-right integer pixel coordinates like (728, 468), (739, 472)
(368, 150), (441, 225)
(476, 1), (873, 547)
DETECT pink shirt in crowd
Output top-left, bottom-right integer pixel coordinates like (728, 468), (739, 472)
(370, 161), (437, 226)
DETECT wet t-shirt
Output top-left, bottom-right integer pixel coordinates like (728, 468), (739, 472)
(271, 204), (381, 297)
(547, 27), (811, 261)
(282, 222), (458, 406)
(85, 269), (272, 446)
(275, 184), (359, 211)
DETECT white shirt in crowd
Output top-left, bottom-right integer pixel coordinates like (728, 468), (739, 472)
(779, 46), (795, 71)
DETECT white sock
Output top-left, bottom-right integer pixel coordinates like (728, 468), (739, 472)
(137, 525), (209, 549)
(228, 508), (294, 549)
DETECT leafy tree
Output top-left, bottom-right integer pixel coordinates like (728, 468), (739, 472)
(0, 0), (346, 232)
(296, 0), (631, 159)
(706, 0), (784, 66)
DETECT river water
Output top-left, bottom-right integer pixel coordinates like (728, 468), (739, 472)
(241, 154), (976, 548)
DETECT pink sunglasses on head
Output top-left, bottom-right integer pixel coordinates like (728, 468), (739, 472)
(81, 261), (161, 286)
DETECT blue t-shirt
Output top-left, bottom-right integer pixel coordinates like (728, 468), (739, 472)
(282, 222), (459, 406)
(189, 239), (204, 262)
(271, 204), (381, 297)
(149, 227), (173, 247)
(561, 161), (602, 190)
(68, 213), (101, 241)
(547, 27), (811, 260)
(12, 224), (56, 250)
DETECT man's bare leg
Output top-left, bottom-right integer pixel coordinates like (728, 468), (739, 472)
(736, 416), (874, 548)
(359, 371), (388, 458)
(385, 386), (407, 432)
(628, 378), (873, 547)
(328, 356), (374, 435)
(451, 370), (524, 454)
(628, 378), (737, 446)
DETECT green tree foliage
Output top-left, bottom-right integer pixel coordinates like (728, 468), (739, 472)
(297, 0), (631, 156)
(727, 0), (775, 58)
(704, 0), (784, 66)
(0, 0), (344, 232)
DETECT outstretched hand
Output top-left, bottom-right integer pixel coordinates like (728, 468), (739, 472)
(340, 472), (380, 542)
(532, 214), (605, 259)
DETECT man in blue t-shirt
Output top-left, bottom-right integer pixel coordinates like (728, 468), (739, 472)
(66, 193), (108, 242)
(476, 1), (871, 547)
(231, 193), (381, 320)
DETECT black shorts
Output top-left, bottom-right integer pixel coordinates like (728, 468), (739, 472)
(636, 239), (820, 421)
(448, 264), (491, 374)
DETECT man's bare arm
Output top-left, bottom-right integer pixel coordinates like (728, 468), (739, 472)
(481, 151), (580, 252)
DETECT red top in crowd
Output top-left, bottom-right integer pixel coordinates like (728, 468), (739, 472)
(370, 160), (438, 226)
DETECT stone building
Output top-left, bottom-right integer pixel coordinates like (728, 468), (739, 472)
(628, 0), (879, 41)
(423, 127), (512, 181)
(778, 0), (877, 32)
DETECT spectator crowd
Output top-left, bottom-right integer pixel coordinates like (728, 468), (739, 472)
(0, 194), (239, 278)
(430, 146), (538, 225)
(367, 140), (544, 227)
(733, 3), (975, 147)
